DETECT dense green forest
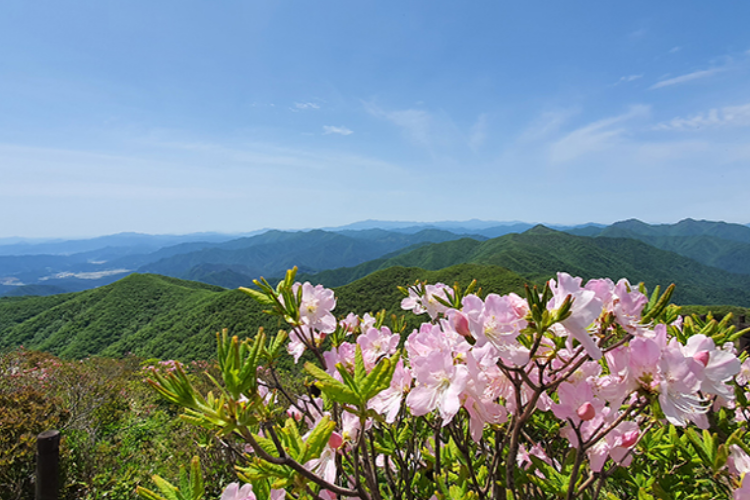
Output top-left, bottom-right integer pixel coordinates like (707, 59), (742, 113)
(3, 259), (749, 363)
(302, 227), (750, 306)
(0, 264), (532, 361)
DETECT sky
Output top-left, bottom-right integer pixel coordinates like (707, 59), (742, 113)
(1, 1), (750, 238)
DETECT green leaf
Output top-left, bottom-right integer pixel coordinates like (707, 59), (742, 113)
(239, 286), (275, 306)
(641, 284), (675, 324)
(684, 428), (712, 468)
(361, 352), (400, 401)
(151, 476), (180, 500)
(282, 418), (304, 460)
(188, 457), (204, 500)
(304, 362), (361, 406)
(354, 343), (367, 386)
(136, 487), (169, 500)
(715, 443), (729, 471)
(301, 415), (335, 463)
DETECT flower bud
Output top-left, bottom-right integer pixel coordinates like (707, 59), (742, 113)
(693, 350), (710, 367)
(328, 432), (343, 450)
(620, 430), (639, 448)
(450, 311), (472, 339)
(576, 402), (596, 421)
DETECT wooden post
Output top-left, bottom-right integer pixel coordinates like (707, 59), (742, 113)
(36, 430), (60, 500)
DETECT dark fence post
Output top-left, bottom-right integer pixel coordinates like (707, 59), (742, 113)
(36, 430), (60, 500)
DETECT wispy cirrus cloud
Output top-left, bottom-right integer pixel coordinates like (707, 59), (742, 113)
(468, 113), (488, 150)
(518, 109), (577, 143)
(292, 102), (321, 111)
(653, 102), (750, 131)
(614, 74), (643, 85)
(650, 67), (725, 89)
(363, 102), (434, 147)
(549, 105), (650, 163)
(322, 125), (353, 136)
(364, 101), (490, 155)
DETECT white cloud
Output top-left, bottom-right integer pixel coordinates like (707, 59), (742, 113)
(614, 74), (643, 85)
(650, 67), (724, 89)
(628, 28), (646, 40)
(668, 46), (681, 54)
(364, 101), (485, 154)
(519, 109), (577, 143)
(323, 125), (353, 136)
(549, 105), (650, 163)
(364, 102), (433, 147)
(293, 102), (321, 110)
(469, 114), (488, 150)
(653, 103), (750, 131)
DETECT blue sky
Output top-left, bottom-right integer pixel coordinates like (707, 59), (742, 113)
(2, 1), (750, 237)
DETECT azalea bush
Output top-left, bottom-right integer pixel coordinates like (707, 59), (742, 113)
(138, 268), (750, 500)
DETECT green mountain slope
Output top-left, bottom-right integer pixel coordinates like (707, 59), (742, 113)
(138, 229), (477, 282)
(569, 218), (750, 243)
(0, 264), (530, 360)
(588, 226), (750, 276)
(335, 264), (529, 328)
(305, 226), (750, 306)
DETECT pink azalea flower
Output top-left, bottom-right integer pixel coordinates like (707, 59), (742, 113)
(587, 420), (639, 472)
(295, 282), (337, 333)
(406, 323), (456, 370)
(401, 283), (452, 319)
(305, 445), (337, 485)
(729, 445), (750, 477)
(595, 345), (635, 408)
(552, 379), (604, 426)
(221, 482), (256, 500)
(548, 273), (604, 360)
(368, 359), (412, 423)
(612, 279), (648, 334)
(629, 327), (667, 391)
(339, 312), (360, 334)
(323, 342), (356, 380)
(658, 339), (707, 426)
(734, 477), (750, 500)
(339, 410), (368, 445)
(406, 348), (468, 424)
(472, 294), (529, 366)
(462, 349), (508, 441)
(357, 326), (400, 371)
(737, 358), (750, 386)
(681, 334), (741, 400)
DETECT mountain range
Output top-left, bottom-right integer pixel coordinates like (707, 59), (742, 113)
(3, 218), (750, 304)
(4, 217), (750, 360)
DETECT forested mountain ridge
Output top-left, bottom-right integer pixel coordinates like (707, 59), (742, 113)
(0, 264), (529, 361)
(567, 219), (750, 276)
(0, 228), (478, 297)
(5, 218), (750, 298)
(302, 226), (750, 306)
(569, 218), (750, 243)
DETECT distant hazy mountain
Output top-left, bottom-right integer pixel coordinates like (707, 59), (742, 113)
(0, 231), (260, 257)
(568, 218), (750, 243)
(326, 219), (605, 238)
(328, 219), (527, 231)
(0, 228), (478, 296)
(4, 218), (748, 300)
(137, 228), (476, 285)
